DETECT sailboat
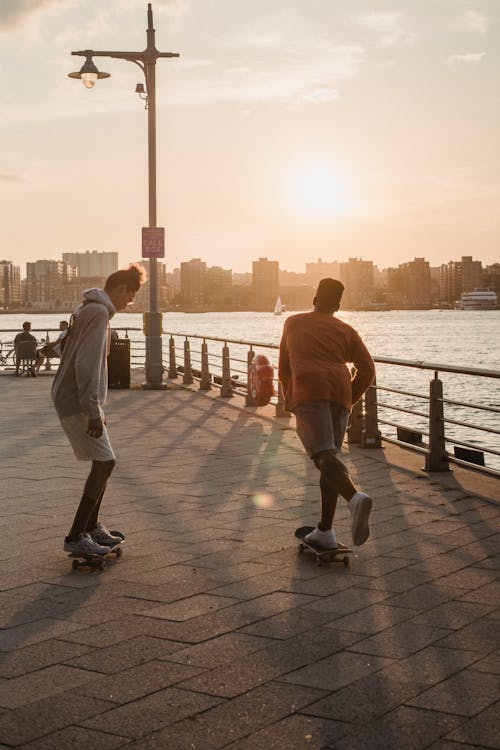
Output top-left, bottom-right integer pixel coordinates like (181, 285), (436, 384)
(273, 296), (283, 315)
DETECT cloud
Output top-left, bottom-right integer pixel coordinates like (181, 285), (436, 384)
(446, 52), (485, 65)
(461, 9), (488, 35)
(0, 0), (68, 31)
(353, 11), (417, 47)
(0, 173), (24, 184)
(165, 42), (363, 106)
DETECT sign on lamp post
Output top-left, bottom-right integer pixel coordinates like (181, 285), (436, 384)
(142, 227), (165, 258)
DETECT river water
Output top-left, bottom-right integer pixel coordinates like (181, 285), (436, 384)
(1, 309), (499, 469)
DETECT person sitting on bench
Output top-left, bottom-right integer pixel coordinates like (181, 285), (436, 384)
(34, 320), (69, 374)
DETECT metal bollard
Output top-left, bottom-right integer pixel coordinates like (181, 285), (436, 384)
(220, 343), (233, 398)
(199, 341), (212, 391)
(275, 380), (291, 418)
(347, 397), (363, 443)
(168, 335), (178, 378)
(363, 378), (382, 448)
(183, 338), (193, 385)
(425, 372), (450, 472)
(44, 329), (51, 371)
(245, 348), (256, 406)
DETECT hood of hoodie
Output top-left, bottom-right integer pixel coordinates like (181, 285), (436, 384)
(82, 288), (116, 318)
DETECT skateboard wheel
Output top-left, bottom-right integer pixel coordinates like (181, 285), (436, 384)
(99, 561), (106, 571)
(116, 547), (123, 558)
(298, 544), (304, 554)
(72, 559), (79, 570)
(316, 558), (322, 567)
(343, 556), (349, 567)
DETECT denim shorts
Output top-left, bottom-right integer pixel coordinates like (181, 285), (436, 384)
(294, 401), (349, 458)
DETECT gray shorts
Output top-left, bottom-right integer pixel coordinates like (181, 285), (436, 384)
(60, 413), (116, 462)
(294, 401), (349, 458)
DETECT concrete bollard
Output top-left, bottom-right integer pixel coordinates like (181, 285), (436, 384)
(245, 348), (257, 406)
(183, 338), (193, 385)
(199, 341), (212, 391)
(363, 378), (382, 448)
(220, 343), (233, 398)
(168, 335), (178, 379)
(425, 372), (450, 472)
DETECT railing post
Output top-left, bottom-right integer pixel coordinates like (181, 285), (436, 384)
(275, 380), (291, 418)
(362, 378), (382, 448)
(425, 371), (450, 472)
(183, 338), (193, 385)
(199, 340), (212, 391)
(44, 329), (51, 371)
(168, 335), (177, 378)
(245, 348), (256, 406)
(348, 397), (363, 444)
(220, 343), (233, 398)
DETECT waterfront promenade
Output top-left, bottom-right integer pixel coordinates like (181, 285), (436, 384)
(0, 372), (498, 749)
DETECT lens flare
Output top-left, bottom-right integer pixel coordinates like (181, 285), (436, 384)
(251, 491), (274, 509)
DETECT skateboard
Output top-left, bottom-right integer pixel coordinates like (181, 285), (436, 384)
(295, 526), (352, 567)
(68, 540), (124, 571)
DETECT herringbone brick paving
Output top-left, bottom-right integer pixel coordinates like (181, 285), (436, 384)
(0, 374), (498, 749)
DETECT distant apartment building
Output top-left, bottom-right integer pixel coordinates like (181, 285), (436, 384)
(339, 258), (374, 307)
(62, 251), (118, 279)
(26, 260), (77, 309)
(387, 257), (432, 308)
(439, 255), (483, 304)
(0, 260), (21, 307)
(205, 266), (232, 309)
(305, 258), (341, 286)
(252, 257), (279, 311)
(128, 260), (169, 312)
(181, 258), (206, 309)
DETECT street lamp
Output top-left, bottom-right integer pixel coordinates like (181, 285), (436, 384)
(68, 3), (179, 388)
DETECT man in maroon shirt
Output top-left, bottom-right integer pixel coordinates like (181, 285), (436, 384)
(279, 278), (376, 549)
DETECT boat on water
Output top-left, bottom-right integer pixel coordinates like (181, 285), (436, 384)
(273, 296), (284, 315)
(455, 289), (497, 310)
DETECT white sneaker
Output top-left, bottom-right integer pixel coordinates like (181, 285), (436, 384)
(304, 527), (338, 549)
(88, 522), (122, 547)
(349, 492), (372, 546)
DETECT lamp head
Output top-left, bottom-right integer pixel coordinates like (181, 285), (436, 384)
(68, 54), (110, 88)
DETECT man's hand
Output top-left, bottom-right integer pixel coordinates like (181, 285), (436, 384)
(87, 417), (103, 439)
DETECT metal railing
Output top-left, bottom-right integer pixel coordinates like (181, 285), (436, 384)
(163, 332), (500, 477)
(2, 327), (499, 476)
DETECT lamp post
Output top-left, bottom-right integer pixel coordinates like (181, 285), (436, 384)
(68, 3), (179, 388)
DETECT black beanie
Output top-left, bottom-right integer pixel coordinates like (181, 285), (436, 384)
(315, 278), (344, 307)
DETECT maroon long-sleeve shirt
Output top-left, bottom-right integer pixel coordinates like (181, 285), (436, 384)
(278, 311), (375, 412)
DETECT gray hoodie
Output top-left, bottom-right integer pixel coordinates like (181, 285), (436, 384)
(52, 288), (116, 420)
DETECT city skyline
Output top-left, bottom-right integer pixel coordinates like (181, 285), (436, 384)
(1, 1), (499, 273)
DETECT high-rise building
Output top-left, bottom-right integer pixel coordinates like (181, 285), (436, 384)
(180, 258), (206, 309)
(0, 260), (21, 307)
(439, 255), (483, 304)
(305, 258), (340, 286)
(252, 257), (279, 311)
(387, 257), (431, 307)
(340, 258), (374, 307)
(205, 266), (232, 309)
(26, 260), (77, 309)
(62, 251), (118, 279)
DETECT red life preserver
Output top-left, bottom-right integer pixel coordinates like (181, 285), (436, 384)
(249, 354), (274, 406)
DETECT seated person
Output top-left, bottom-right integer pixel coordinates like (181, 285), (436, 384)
(35, 320), (69, 373)
(14, 321), (38, 376)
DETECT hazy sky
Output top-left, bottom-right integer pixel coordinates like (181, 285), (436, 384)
(1, 0), (498, 273)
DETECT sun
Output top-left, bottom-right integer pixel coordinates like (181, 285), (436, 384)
(288, 163), (354, 219)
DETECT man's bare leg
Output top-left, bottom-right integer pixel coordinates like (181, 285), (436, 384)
(318, 476), (338, 531)
(66, 460), (115, 541)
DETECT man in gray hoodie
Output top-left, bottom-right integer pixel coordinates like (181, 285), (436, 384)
(52, 264), (145, 557)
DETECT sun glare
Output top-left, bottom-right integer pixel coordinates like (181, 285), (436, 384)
(288, 163), (354, 219)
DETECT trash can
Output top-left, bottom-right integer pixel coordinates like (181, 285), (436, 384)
(108, 338), (130, 389)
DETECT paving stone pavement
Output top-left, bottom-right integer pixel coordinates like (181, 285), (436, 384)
(0, 373), (498, 749)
